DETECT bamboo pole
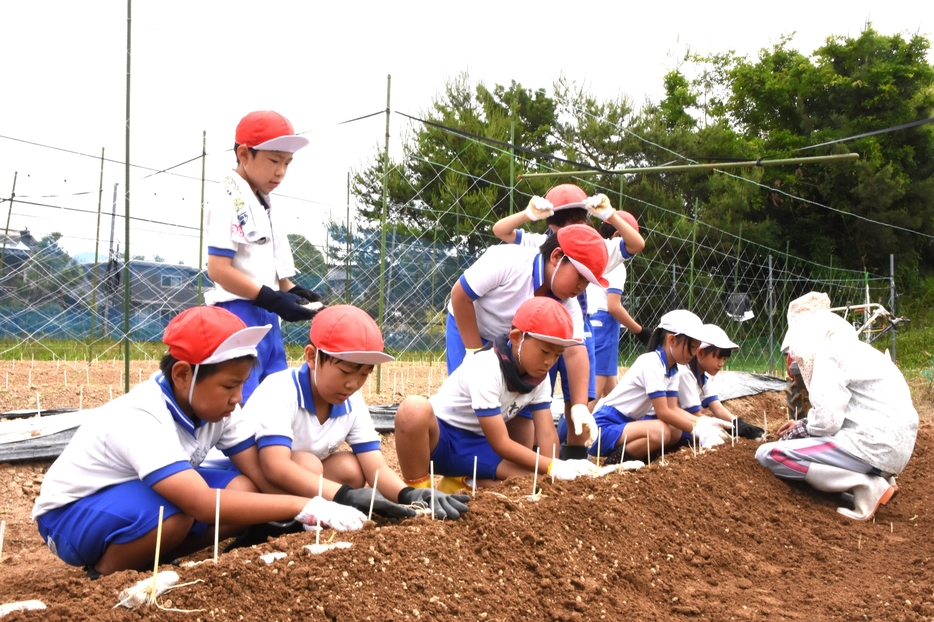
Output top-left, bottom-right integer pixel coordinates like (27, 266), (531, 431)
(376, 74), (391, 395)
(198, 130), (206, 304)
(123, 0), (132, 394)
(0, 172), (16, 278)
(91, 149), (105, 340)
(517, 153), (860, 179)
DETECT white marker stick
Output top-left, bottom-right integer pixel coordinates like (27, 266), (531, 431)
(472, 456), (477, 498)
(691, 425), (697, 458)
(531, 447), (540, 497)
(646, 430), (651, 465)
(213, 489), (220, 563)
(596, 428), (602, 469)
(660, 435), (665, 466)
(620, 434), (627, 463)
(367, 471), (379, 521)
(550, 446), (556, 484)
(150, 506), (165, 605)
(429, 461), (436, 520)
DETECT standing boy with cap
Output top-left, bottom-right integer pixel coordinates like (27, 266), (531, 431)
(32, 306), (367, 577)
(205, 110), (320, 404)
(396, 297), (599, 493)
(446, 223), (610, 453)
(246, 305), (470, 520)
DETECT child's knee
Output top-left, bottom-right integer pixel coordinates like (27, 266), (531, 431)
(395, 396), (434, 432)
(224, 474), (259, 493)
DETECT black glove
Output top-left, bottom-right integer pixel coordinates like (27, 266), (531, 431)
(253, 285), (316, 322)
(633, 325), (652, 347)
(733, 417), (765, 440)
(288, 285), (323, 304)
(398, 487), (471, 520)
(332, 485), (417, 520)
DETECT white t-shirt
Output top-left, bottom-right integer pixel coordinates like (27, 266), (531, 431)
(447, 244), (584, 341)
(586, 262), (628, 315)
(203, 170), (297, 305)
(247, 364), (381, 459)
(32, 374), (256, 519)
(429, 346), (553, 436)
(594, 348), (680, 419)
(675, 364), (719, 413)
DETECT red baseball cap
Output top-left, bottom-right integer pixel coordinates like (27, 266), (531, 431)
(310, 305), (394, 365)
(512, 297), (581, 347)
(545, 184), (588, 211)
(164, 306), (270, 365)
(235, 111), (310, 153)
(556, 224), (609, 288)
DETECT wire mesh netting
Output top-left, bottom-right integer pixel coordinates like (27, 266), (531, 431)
(0, 111), (896, 374)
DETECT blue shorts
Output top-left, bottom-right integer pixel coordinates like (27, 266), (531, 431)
(430, 418), (502, 480)
(590, 310), (621, 376)
(36, 467), (240, 568)
(444, 312), (491, 375)
(549, 337), (597, 404)
(215, 299), (287, 404)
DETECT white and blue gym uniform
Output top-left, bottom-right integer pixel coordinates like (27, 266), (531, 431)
(247, 363), (381, 459)
(588, 261), (628, 377)
(558, 348), (679, 456)
(675, 364), (720, 414)
(445, 244), (584, 374)
(429, 346), (552, 480)
(204, 170), (298, 403)
(33, 374), (256, 568)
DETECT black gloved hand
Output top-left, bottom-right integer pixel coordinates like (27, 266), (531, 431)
(634, 325), (652, 347)
(332, 485), (417, 520)
(398, 487), (471, 520)
(253, 285), (317, 322)
(733, 417), (765, 440)
(288, 285), (323, 304)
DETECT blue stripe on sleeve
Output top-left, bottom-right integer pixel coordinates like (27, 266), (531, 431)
(222, 437), (255, 457)
(647, 391), (668, 400)
(684, 405), (701, 413)
(618, 239), (634, 259)
(514, 230), (523, 244)
(529, 402), (552, 412)
(701, 396), (719, 408)
(350, 441), (382, 454)
(207, 246), (236, 258)
(666, 391), (679, 398)
(142, 461), (193, 487)
(607, 288), (623, 295)
(257, 435), (293, 450)
(475, 407), (502, 417)
(459, 274), (480, 300)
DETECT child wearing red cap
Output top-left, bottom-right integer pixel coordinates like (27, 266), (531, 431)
(397, 297), (599, 493)
(245, 305), (470, 520)
(446, 223), (609, 452)
(205, 110), (320, 404)
(32, 306), (366, 577)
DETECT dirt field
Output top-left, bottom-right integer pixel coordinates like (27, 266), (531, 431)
(2, 360), (934, 621)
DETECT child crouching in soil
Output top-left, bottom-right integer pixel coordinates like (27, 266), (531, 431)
(32, 307), (366, 577)
(394, 297), (599, 493)
(245, 305), (470, 520)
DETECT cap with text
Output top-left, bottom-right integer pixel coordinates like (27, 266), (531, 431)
(512, 297), (582, 347)
(235, 110), (309, 153)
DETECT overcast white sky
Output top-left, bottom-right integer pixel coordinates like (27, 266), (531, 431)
(1, 1), (932, 266)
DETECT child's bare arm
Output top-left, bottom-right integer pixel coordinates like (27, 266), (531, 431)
(491, 212), (530, 244)
(229, 445), (288, 495)
(478, 414), (546, 473)
(207, 255), (261, 300)
(450, 282), (483, 349)
(706, 400), (734, 421)
(650, 395), (698, 433)
(257, 445), (345, 500)
(605, 211), (645, 255)
(606, 292), (643, 333)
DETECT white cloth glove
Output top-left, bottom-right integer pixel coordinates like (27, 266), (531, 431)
(583, 193), (615, 221)
(295, 496), (367, 532)
(694, 416), (730, 449)
(548, 458), (598, 481)
(569, 404), (598, 444)
(524, 196), (554, 221)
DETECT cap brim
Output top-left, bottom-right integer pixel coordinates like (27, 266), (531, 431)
(552, 201), (587, 211)
(566, 256), (609, 288)
(253, 135), (310, 152)
(319, 349), (395, 365)
(200, 325), (272, 365)
(526, 331), (583, 347)
(658, 322), (707, 342)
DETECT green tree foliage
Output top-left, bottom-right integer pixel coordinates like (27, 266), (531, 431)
(288, 233), (327, 278)
(17, 232), (83, 305)
(352, 74), (560, 253)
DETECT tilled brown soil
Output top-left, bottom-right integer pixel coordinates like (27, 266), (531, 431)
(1, 361), (933, 621)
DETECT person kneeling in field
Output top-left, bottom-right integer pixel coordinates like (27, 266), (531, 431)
(756, 292), (918, 521)
(395, 297), (599, 493)
(678, 324), (764, 440)
(32, 307), (367, 577)
(245, 305), (469, 520)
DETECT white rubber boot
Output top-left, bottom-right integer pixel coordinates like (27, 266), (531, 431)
(803, 463), (896, 521)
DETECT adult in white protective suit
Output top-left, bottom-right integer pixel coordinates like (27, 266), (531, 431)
(755, 292), (918, 521)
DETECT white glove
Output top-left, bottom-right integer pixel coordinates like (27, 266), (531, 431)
(569, 404), (598, 444)
(547, 458), (598, 481)
(583, 193), (615, 221)
(295, 496), (367, 532)
(694, 416), (730, 449)
(524, 196), (554, 221)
